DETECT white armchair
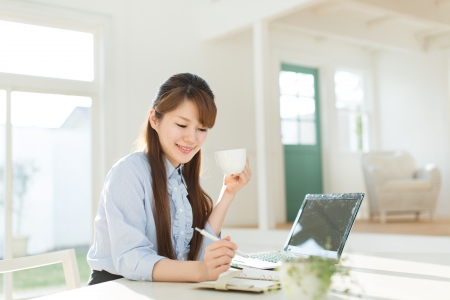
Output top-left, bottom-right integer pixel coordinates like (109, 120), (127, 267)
(361, 151), (441, 223)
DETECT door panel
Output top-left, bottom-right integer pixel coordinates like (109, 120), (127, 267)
(280, 64), (323, 221)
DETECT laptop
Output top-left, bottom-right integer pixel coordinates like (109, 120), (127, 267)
(232, 193), (364, 269)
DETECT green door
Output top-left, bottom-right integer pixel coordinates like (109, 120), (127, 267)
(279, 64), (323, 221)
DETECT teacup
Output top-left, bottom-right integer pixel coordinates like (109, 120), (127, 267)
(214, 148), (246, 175)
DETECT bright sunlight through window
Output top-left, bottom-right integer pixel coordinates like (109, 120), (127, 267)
(0, 20), (94, 81)
(0, 92), (92, 128)
(279, 71), (316, 145)
(334, 70), (369, 152)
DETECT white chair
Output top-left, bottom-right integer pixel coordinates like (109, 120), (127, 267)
(361, 151), (441, 223)
(0, 249), (81, 290)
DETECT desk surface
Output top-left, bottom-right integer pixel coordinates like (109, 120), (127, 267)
(35, 253), (450, 300)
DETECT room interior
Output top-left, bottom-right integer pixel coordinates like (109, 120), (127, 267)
(0, 0), (449, 298)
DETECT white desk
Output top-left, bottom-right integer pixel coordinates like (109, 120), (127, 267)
(35, 253), (450, 300)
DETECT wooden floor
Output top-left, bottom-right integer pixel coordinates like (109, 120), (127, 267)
(274, 217), (450, 237)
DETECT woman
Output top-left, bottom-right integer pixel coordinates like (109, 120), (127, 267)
(87, 73), (251, 284)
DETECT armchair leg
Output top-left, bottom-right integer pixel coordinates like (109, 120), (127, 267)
(380, 212), (386, 224)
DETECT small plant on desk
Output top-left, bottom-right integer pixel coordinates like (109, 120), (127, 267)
(278, 255), (356, 300)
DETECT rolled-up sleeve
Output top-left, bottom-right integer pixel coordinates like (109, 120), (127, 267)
(103, 161), (165, 281)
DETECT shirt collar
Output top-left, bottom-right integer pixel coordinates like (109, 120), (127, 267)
(164, 157), (186, 185)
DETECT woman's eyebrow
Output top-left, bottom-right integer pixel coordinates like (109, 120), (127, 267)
(177, 116), (204, 127)
(177, 116), (191, 122)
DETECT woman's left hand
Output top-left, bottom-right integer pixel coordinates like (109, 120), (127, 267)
(223, 157), (252, 196)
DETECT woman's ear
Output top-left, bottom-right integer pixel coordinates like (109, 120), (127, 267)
(149, 109), (158, 130)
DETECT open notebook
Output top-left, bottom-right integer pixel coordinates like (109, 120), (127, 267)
(195, 268), (280, 293)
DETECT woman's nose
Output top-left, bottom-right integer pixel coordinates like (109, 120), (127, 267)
(183, 128), (196, 143)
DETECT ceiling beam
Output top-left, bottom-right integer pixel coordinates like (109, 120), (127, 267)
(421, 31), (450, 51)
(339, 0), (450, 29)
(434, 0), (450, 8)
(271, 22), (421, 53)
(311, 1), (345, 16)
(366, 15), (396, 27)
(415, 27), (449, 38)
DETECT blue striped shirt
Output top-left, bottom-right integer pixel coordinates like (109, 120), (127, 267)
(87, 151), (218, 281)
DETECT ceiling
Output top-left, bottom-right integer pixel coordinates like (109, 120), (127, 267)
(272, 0), (450, 52)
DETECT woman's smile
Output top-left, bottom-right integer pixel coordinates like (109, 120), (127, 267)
(176, 144), (195, 154)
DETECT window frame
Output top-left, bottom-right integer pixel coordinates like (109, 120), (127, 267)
(0, 3), (110, 298)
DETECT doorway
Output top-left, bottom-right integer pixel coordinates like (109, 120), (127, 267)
(279, 64), (323, 221)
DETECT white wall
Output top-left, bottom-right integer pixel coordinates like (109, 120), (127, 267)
(376, 51), (450, 218)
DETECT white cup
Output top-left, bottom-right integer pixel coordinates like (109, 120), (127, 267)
(214, 148), (246, 175)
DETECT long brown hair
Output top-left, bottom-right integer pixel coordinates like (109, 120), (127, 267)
(135, 73), (217, 260)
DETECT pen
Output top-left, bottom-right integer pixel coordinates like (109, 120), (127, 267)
(195, 227), (248, 258)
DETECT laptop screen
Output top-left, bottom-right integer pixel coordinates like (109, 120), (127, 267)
(285, 195), (361, 259)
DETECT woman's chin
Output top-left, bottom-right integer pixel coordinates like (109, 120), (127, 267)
(180, 155), (195, 164)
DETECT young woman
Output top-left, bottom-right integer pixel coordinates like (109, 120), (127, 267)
(87, 73), (251, 284)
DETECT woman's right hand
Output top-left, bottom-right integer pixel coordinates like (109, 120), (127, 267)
(199, 236), (237, 281)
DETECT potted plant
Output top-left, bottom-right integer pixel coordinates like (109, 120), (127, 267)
(0, 161), (38, 257)
(278, 255), (352, 300)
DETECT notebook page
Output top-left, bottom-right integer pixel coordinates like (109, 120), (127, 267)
(227, 278), (277, 288)
(232, 257), (281, 269)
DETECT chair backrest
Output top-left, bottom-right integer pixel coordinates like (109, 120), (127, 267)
(0, 249), (81, 290)
(362, 151), (416, 180)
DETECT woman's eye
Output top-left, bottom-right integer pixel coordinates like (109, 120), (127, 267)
(198, 128), (207, 132)
(176, 124), (187, 128)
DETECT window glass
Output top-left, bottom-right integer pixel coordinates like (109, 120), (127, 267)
(279, 71), (316, 145)
(7, 91), (92, 295)
(334, 71), (369, 152)
(0, 20), (94, 81)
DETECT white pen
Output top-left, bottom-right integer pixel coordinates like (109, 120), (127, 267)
(195, 227), (248, 258)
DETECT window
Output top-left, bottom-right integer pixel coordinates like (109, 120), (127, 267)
(334, 70), (369, 152)
(0, 20), (94, 81)
(11, 92), (92, 254)
(1, 17), (97, 297)
(279, 71), (317, 145)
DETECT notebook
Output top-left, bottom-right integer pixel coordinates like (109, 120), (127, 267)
(232, 193), (364, 269)
(195, 268), (281, 292)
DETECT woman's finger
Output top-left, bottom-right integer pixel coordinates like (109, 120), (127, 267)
(210, 254), (233, 267)
(243, 158), (251, 176)
(238, 171), (248, 183)
(212, 264), (230, 277)
(208, 246), (236, 260)
(206, 239), (237, 252)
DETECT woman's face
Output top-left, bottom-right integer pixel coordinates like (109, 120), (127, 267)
(150, 100), (209, 168)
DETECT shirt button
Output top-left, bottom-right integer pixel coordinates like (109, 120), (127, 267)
(179, 208), (183, 212)
(173, 187), (178, 191)
(180, 230), (184, 235)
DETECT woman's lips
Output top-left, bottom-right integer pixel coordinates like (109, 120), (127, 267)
(176, 144), (194, 154)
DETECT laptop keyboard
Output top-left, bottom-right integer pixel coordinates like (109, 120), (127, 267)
(249, 252), (299, 263)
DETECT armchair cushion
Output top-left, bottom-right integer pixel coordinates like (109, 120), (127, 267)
(383, 179), (432, 192)
(365, 151), (416, 180)
(361, 151), (441, 222)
